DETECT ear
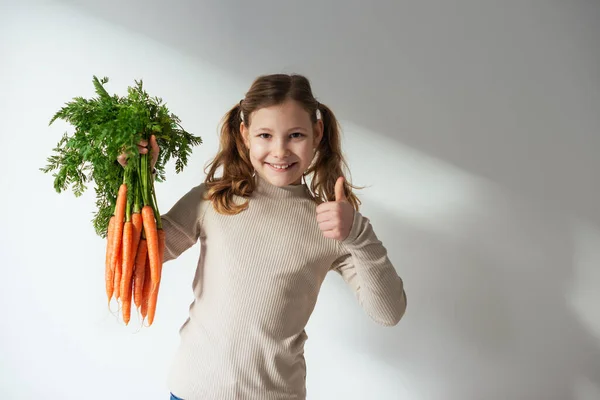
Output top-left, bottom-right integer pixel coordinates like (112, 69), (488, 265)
(313, 119), (324, 148)
(240, 122), (250, 149)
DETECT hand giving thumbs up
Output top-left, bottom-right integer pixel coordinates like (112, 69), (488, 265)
(316, 177), (355, 241)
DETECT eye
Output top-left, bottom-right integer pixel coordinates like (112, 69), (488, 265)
(290, 132), (305, 139)
(258, 133), (271, 139)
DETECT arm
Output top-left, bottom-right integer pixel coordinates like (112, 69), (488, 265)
(331, 211), (407, 326)
(160, 183), (208, 263)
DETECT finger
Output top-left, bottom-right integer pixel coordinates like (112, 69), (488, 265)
(150, 135), (159, 164)
(321, 230), (339, 240)
(318, 220), (337, 231)
(335, 177), (346, 202)
(137, 145), (148, 154)
(150, 135), (159, 152)
(138, 139), (148, 147)
(317, 209), (342, 224)
(117, 154), (127, 166)
(316, 202), (337, 214)
(316, 209), (335, 223)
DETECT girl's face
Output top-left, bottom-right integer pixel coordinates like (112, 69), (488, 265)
(241, 99), (323, 187)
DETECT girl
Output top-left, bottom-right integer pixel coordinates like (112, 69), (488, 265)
(123, 73), (406, 400)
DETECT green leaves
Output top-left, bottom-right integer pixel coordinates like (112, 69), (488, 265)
(41, 75), (202, 238)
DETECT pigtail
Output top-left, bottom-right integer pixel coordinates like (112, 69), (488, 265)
(307, 103), (362, 211)
(204, 103), (256, 214)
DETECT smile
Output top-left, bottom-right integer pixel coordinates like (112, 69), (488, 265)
(266, 162), (297, 171)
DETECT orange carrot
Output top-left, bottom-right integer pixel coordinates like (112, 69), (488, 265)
(109, 184), (127, 273)
(142, 205), (161, 325)
(133, 238), (147, 309)
(113, 243), (122, 300)
(119, 220), (133, 324)
(157, 228), (165, 264)
(142, 205), (160, 284)
(141, 253), (151, 320)
(129, 212), (143, 278)
(145, 228), (166, 325)
(120, 212), (143, 324)
(105, 216), (116, 303)
(131, 212), (143, 259)
(146, 269), (161, 325)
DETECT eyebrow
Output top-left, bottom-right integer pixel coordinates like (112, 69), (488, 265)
(254, 126), (307, 132)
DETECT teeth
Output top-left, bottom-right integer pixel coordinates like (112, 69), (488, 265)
(270, 163), (291, 169)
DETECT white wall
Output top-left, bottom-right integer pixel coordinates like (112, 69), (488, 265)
(1, 0), (599, 399)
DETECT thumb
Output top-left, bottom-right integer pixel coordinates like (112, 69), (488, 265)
(334, 177), (347, 202)
(150, 135), (159, 165)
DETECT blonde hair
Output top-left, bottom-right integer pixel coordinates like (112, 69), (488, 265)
(204, 73), (361, 215)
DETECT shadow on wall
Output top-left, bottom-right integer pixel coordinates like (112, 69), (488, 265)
(54, 0), (600, 226)
(321, 182), (600, 399)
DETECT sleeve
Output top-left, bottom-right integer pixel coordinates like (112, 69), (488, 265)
(160, 183), (208, 263)
(331, 211), (407, 326)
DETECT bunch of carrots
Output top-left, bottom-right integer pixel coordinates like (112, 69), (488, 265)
(42, 76), (202, 327)
(106, 152), (164, 326)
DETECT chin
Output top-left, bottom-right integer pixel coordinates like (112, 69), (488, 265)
(262, 171), (302, 187)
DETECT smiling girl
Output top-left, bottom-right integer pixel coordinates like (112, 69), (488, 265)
(123, 73), (406, 400)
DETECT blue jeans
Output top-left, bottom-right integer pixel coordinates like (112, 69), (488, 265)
(170, 393), (184, 400)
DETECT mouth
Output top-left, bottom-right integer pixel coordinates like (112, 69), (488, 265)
(265, 162), (298, 172)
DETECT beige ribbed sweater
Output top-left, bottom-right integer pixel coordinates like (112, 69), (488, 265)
(162, 176), (406, 400)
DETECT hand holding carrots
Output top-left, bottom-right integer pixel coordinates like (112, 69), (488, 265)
(117, 134), (160, 169)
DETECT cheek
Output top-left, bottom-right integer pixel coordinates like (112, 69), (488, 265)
(249, 141), (268, 160)
(297, 144), (315, 162)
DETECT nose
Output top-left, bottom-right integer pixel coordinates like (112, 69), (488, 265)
(271, 139), (290, 159)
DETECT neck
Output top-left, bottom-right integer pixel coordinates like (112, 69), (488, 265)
(254, 175), (309, 199)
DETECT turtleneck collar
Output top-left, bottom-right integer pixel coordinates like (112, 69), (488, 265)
(254, 174), (310, 199)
